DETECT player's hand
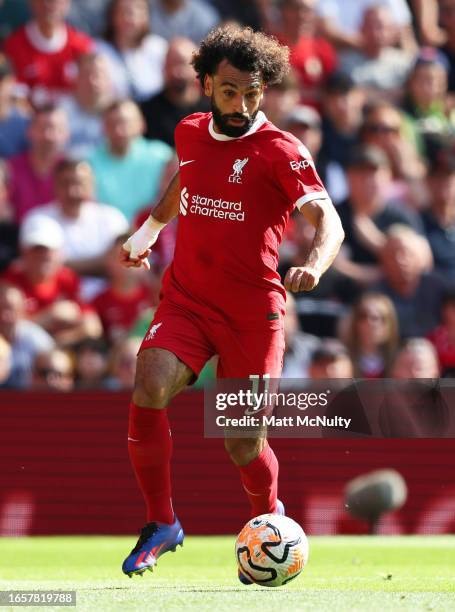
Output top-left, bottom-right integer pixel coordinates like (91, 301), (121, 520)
(284, 266), (320, 292)
(121, 217), (164, 270)
(120, 245), (152, 270)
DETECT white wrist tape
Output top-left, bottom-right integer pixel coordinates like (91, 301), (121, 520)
(123, 216), (166, 259)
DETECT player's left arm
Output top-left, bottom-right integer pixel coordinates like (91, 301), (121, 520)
(284, 198), (344, 292)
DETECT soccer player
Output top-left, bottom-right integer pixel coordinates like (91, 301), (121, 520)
(120, 25), (344, 580)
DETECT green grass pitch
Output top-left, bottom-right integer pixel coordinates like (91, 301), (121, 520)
(1, 536), (454, 611)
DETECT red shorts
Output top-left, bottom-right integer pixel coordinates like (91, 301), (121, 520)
(139, 298), (285, 379)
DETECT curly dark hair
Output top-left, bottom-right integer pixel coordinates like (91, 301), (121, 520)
(192, 25), (290, 87)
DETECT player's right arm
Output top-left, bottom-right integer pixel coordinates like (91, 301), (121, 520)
(121, 172), (180, 269)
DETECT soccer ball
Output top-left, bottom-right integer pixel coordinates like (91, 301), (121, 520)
(235, 513), (309, 587)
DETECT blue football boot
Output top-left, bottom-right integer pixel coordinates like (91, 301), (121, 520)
(238, 499), (285, 585)
(122, 517), (184, 577)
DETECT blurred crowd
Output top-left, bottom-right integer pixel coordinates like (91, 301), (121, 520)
(1, 0), (455, 392)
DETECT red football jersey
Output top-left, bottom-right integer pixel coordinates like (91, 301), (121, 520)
(5, 23), (93, 95)
(164, 111), (329, 329)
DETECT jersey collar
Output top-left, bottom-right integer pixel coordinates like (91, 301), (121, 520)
(208, 111), (267, 141)
(26, 21), (68, 54)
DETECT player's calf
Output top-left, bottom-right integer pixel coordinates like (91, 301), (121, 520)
(224, 436), (267, 466)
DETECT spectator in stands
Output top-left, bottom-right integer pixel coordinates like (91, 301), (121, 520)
(439, 0), (455, 92)
(261, 70), (300, 130)
(283, 104), (322, 161)
(26, 159), (129, 299)
(150, 0), (220, 45)
(2, 215), (102, 347)
(319, 72), (365, 203)
(402, 48), (454, 151)
(140, 37), (208, 147)
(106, 336), (142, 389)
(340, 292), (399, 378)
(31, 348), (74, 391)
(422, 141), (455, 280)
(317, 0), (415, 52)
(0, 334), (12, 388)
(89, 99), (174, 222)
(97, 0), (168, 103)
(282, 291), (321, 378)
(392, 337), (440, 378)
(8, 104), (69, 223)
(0, 54), (30, 159)
(335, 146), (423, 286)
(74, 338), (109, 389)
(67, 0), (110, 37)
(381, 337), (447, 438)
(360, 101), (426, 209)
(275, 0), (337, 107)
(339, 5), (414, 102)
(376, 225), (449, 338)
(308, 339), (353, 379)
(0, 161), (19, 273)
(427, 289), (455, 376)
(4, 0), (94, 103)
(60, 53), (114, 158)
(91, 234), (154, 343)
(0, 283), (54, 389)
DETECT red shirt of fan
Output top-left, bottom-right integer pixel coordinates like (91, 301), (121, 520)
(164, 111), (329, 329)
(5, 23), (93, 95)
(275, 34), (338, 106)
(2, 262), (83, 315)
(91, 285), (152, 342)
(427, 325), (455, 370)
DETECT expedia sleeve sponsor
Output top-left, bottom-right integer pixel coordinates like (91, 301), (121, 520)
(273, 138), (328, 208)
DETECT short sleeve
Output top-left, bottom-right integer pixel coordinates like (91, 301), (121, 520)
(174, 121), (184, 160)
(273, 139), (330, 209)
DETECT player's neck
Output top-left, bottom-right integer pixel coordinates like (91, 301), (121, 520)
(212, 120), (223, 135)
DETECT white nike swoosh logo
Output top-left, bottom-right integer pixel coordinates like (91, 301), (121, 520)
(128, 437), (140, 442)
(180, 159), (195, 167)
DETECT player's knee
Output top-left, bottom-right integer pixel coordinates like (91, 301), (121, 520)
(132, 379), (170, 409)
(224, 437), (266, 466)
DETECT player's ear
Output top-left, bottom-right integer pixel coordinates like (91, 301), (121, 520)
(203, 74), (213, 97)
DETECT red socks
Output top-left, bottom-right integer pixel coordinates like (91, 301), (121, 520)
(128, 401), (279, 522)
(127, 402), (174, 524)
(238, 444), (279, 517)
